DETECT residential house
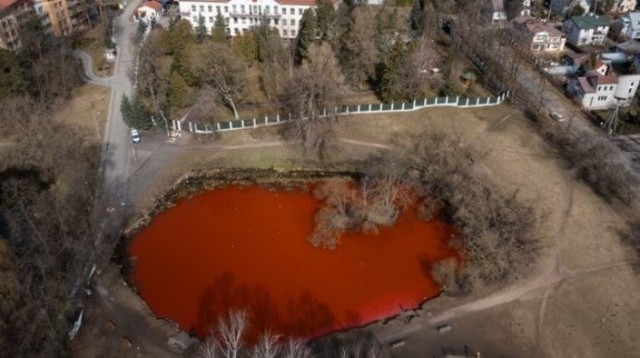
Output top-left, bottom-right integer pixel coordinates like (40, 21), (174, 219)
(550, 0), (591, 15)
(521, 0), (531, 16)
(136, 0), (162, 23)
(0, 0), (31, 51)
(621, 12), (640, 39)
(491, 0), (507, 23)
(563, 14), (610, 46)
(178, 0), (316, 39)
(514, 15), (566, 52)
(611, 0), (637, 13)
(567, 63), (640, 109)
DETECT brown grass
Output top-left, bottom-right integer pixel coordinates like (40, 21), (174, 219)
(74, 24), (114, 77)
(53, 84), (110, 142)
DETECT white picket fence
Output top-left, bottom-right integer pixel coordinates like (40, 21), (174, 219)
(172, 92), (510, 134)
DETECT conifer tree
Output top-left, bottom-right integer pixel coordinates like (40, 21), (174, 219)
(315, 0), (336, 42)
(212, 13), (228, 43)
(196, 15), (208, 42)
(295, 9), (316, 64)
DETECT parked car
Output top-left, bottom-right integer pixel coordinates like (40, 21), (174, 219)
(550, 110), (565, 122)
(131, 129), (141, 143)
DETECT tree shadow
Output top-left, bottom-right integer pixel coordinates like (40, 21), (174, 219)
(196, 272), (337, 343)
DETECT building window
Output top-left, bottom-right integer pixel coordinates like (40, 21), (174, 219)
(274, 18), (279, 25)
(192, 16), (197, 22)
(224, 6), (228, 13)
(209, 16), (213, 22)
(216, 5), (220, 13)
(290, 8), (294, 14)
(232, 5), (236, 12)
(191, 5), (196, 11)
(298, 8), (302, 14)
(265, 6), (270, 14)
(241, 5), (245, 13)
(291, 30), (296, 36)
(208, 5), (212, 12)
(283, 19), (287, 25)
(283, 29), (288, 36)
(200, 5), (204, 11)
(234, 17), (238, 24)
(275, 6), (278, 14)
(291, 19), (295, 26)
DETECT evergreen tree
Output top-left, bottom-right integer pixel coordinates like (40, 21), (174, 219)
(120, 94), (134, 128)
(232, 31), (257, 63)
(196, 15), (208, 42)
(212, 13), (228, 43)
(375, 8), (398, 63)
(410, 0), (425, 34)
(315, 0), (336, 42)
(136, 20), (148, 41)
(295, 9), (316, 64)
(168, 72), (189, 113)
(377, 38), (406, 102)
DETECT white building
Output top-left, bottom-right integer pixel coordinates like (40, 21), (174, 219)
(514, 15), (566, 52)
(562, 14), (610, 46)
(178, 0), (315, 39)
(550, 0), (592, 15)
(491, 0), (507, 23)
(567, 64), (640, 110)
(137, 0), (163, 23)
(521, 0), (531, 16)
(611, 0), (637, 13)
(621, 12), (640, 39)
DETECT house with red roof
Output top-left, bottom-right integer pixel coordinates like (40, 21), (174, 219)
(137, 0), (163, 23)
(567, 63), (640, 110)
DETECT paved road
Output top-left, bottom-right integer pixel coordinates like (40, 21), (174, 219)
(100, 2), (141, 206)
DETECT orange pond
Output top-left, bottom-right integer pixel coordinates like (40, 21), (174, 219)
(129, 185), (457, 340)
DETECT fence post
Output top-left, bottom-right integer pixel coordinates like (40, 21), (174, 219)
(445, 95), (448, 104)
(413, 99), (416, 108)
(188, 122), (193, 132)
(216, 122), (221, 131)
(241, 120), (245, 128)
(288, 113), (292, 121)
(466, 98), (469, 106)
(323, 107), (327, 117)
(253, 118), (257, 127)
(368, 103), (372, 112)
(276, 114), (280, 122)
(402, 102), (405, 110)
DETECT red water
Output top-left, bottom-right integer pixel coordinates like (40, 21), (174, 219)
(129, 185), (456, 341)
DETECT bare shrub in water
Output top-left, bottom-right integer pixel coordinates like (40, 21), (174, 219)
(308, 176), (413, 249)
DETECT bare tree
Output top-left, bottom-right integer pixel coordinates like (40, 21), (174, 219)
(137, 29), (172, 136)
(217, 310), (248, 358)
(251, 331), (281, 358)
(280, 43), (347, 157)
(198, 334), (219, 358)
(188, 41), (247, 119)
(281, 339), (313, 358)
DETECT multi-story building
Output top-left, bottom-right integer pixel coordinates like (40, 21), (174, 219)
(178, 0), (315, 39)
(31, 0), (88, 37)
(621, 12), (640, 39)
(514, 15), (566, 52)
(0, 0), (32, 50)
(562, 14), (610, 46)
(611, 0), (637, 13)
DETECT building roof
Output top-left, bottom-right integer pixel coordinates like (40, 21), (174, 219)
(567, 15), (611, 30)
(578, 76), (595, 93)
(0, 0), (18, 11)
(513, 15), (533, 26)
(525, 21), (564, 37)
(492, 0), (504, 11)
(616, 39), (640, 55)
(586, 70), (618, 85)
(140, 0), (163, 11)
(625, 12), (640, 29)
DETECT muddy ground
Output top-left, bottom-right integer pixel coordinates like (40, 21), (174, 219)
(70, 104), (640, 357)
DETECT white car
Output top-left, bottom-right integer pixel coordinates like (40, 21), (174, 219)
(131, 129), (141, 143)
(550, 111), (565, 122)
